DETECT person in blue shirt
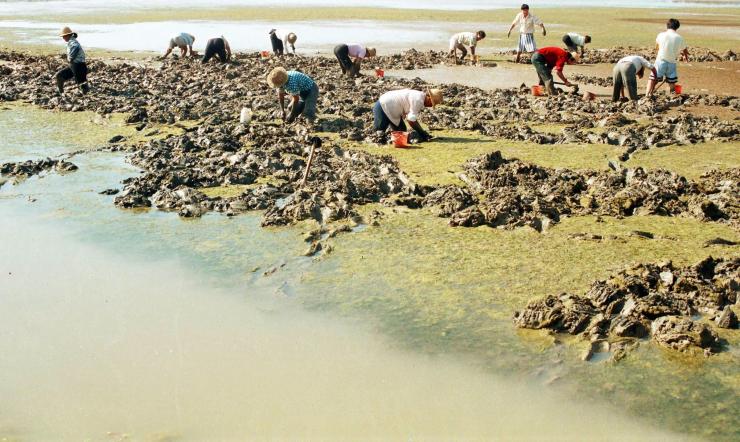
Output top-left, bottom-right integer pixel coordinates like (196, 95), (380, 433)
(266, 67), (319, 124)
(55, 26), (89, 94)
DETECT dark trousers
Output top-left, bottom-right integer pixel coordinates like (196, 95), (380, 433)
(562, 35), (578, 53)
(373, 101), (406, 132)
(531, 52), (553, 85)
(334, 44), (353, 74)
(202, 38), (227, 63)
(270, 34), (284, 55)
(287, 84), (319, 122)
(56, 62), (88, 92)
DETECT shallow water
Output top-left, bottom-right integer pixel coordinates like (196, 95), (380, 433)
(0, 106), (698, 440)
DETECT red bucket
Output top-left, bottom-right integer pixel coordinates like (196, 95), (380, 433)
(391, 131), (409, 148)
(674, 84), (683, 95)
(375, 68), (385, 78)
(531, 85), (544, 96)
(260, 50), (270, 58)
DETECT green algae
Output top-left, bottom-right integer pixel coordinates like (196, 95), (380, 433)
(626, 140), (740, 179)
(294, 204), (740, 439)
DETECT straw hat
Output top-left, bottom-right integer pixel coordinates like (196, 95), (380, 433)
(59, 26), (75, 37)
(366, 47), (377, 57)
(427, 88), (443, 106)
(267, 67), (289, 88)
(286, 33), (297, 44)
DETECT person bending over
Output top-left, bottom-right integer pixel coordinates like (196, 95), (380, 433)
(373, 88), (443, 143)
(202, 36), (231, 63)
(162, 33), (195, 59)
(448, 31), (486, 65)
(267, 67), (319, 124)
(334, 44), (377, 76)
(612, 55), (656, 102)
(531, 47), (578, 95)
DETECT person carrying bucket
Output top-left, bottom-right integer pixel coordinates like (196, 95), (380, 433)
(373, 88), (443, 143)
(202, 36), (231, 63)
(162, 32), (196, 59)
(448, 31), (486, 65)
(55, 26), (90, 95)
(333, 44), (377, 77)
(647, 18), (688, 96)
(266, 67), (319, 124)
(507, 4), (546, 63)
(531, 47), (578, 95)
(612, 56), (656, 102)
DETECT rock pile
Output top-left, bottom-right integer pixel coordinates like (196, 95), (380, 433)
(0, 158), (78, 179)
(513, 256), (738, 361)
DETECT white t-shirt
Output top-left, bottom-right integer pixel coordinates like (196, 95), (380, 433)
(512, 12), (542, 34)
(379, 89), (426, 127)
(347, 44), (367, 58)
(618, 56), (653, 72)
(451, 32), (477, 47)
(567, 33), (586, 46)
(170, 33), (194, 48)
(656, 30), (686, 64)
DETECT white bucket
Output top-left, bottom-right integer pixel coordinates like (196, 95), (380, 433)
(239, 107), (252, 124)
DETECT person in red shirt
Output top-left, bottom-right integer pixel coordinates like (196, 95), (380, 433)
(532, 46), (578, 95)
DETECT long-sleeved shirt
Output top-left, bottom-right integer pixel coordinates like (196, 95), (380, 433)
(66, 37), (85, 63)
(379, 89), (426, 127)
(536, 47), (570, 71)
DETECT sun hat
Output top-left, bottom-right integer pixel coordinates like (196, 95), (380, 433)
(286, 33), (297, 44)
(59, 26), (75, 37)
(428, 88), (443, 106)
(267, 67), (289, 88)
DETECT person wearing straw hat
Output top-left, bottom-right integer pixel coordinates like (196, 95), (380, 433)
(612, 55), (656, 102)
(333, 44), (377, 77)
(448, 31), (486, 65)
(269, 29), (284, 56)
(507, 4), (546, 64)
(266, 67), (319, 124)
(373, 88), (443, 143)
(284, 32), (298, 55)
(202, 36), (231, 63)
(55, 26), (89, 94)
(531, 46), (578, 95)
(162, 32), (196, 59)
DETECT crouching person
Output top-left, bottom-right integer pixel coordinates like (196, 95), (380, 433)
(56, 27), (89, 94)
(373, 88), (443, 142)
(531, 46), (578, 95)
(612, 56), (656, 102)
(267, 67), (319, 124)
(202, 36), (231, 63)
(334, 44), (376, 76)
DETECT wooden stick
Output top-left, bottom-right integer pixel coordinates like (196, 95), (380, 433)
(300, 137), (322, 187)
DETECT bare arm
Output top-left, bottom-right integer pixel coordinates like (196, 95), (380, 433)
(681, 48), (689, 62)
(556, 70), (570, 86)
(540, 24), (546, 36)
(507, 23), (516, 38)
(277, 89), (286, 119)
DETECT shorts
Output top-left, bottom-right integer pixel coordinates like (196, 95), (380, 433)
(650, 59), (678, 84)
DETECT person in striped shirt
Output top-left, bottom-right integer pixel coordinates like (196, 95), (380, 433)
(507, 4), (546, 63)
(55, 26), (89, 94)
(267, 67), (319, 123)
(448, 31), (486, 65)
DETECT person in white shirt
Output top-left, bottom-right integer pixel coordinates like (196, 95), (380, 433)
(448, 31), (486, 65)
(562, 33), (591, 56)
(162, 33), (195, 59)
(647, 18), (689, 96)
(372, 88), (443, 143)
(333, 44), (377, 76)
(507, 4), (546, 63)
(284, 32), (298, 54)
(613, 56), (656, 102)
(268, 29), (298, 55)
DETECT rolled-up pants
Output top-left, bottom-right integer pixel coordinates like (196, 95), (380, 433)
(612, 62), (638, 101)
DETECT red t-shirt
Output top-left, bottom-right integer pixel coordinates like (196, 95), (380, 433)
(536, 47), (570, 71)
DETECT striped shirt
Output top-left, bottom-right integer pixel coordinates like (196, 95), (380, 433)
(66, 37), (85, 63)
(283, 71), (315, 95)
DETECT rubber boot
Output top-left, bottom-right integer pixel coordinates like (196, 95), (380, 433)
(79, 82), (90, 95)
(55, 76), (64, 94)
